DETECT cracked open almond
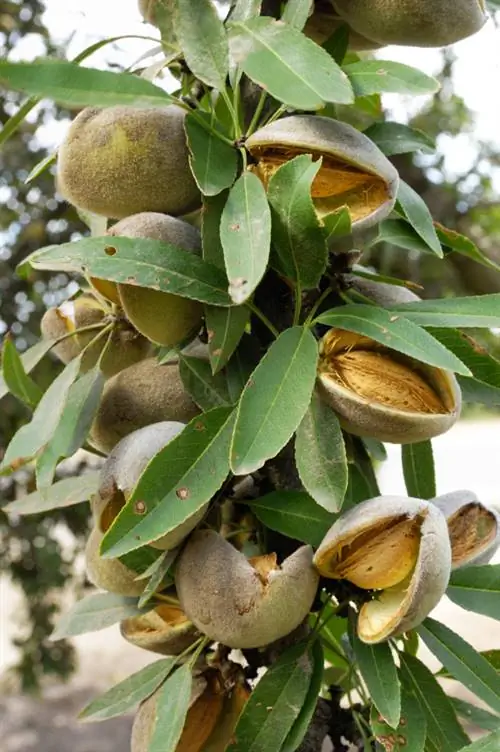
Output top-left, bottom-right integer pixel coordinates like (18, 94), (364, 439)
(317, 328), (461, 444)
(120, 601), (199, 655)
(432, 490), (500, 569)
(175, 530), (319, 648)
(314, 496), (452, 643)
(245, 115), (399, 233)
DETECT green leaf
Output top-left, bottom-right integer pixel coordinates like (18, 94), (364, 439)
(350, 620), (400, 728)
(36, 366), (104, 488)
(228, 17), (353, 110)
(370, 692), (426, 752)
(0, 338), (55, 402)
(1, 359), (81, 472)
(459, 377), (500, 407)
(173, 0), (228, 89)
(397, 181), (443, 257)
(4, 472), (100, 515)
(457, 730), (500, 752)
(230, 327), (318, 474)
(281, 0), (313, 30)
(322, 23), (350, 65)
(224, 336), (260, 403)
(295, 393), (348, 513)
(267, 154), (328, 290)
(1, 336), (42, 408)
(230, 0), (262, 22)
(322, 206), (352, 241)
(344, 60), (440, 97)
(101, 407), (235, 557)
(437, 224), (500, 275)
(149, 664), (193, 752)
(316, 305), (471, 375)
(137, 549), (177, 608)
(51, 593), (145, 640)
(247, 490), (335, 547)
(376, 218), (436, 255)
(386, 295), (500, 329)
(399, 653), (470, 752)
(25, 236), (231, 307)
(79, 658), (176, 722)
(25, 152), (57, 184)
(205, 304), (250, 374)
(179, 354), (232, 409)
(230, 642), (314, 752)
(428, 329), (500, 390)
(0, 59), (174, 108)
(363, 122), (434, 157)
(451, 698), (500, 732)
(185, 112), (238, 196)
(402, 441), (436, 499)
(447, 565), (500, 620)
(202, 191), (228, 269)
(419, 619), (500, 715)
(282, 639), (324, 752)
(221, 172), (272, 304)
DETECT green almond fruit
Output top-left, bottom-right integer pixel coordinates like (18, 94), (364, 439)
(304, 0), (383, 49)
(85, 525), (145, 597)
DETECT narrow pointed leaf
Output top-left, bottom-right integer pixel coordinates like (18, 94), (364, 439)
(230, 327), (318, 474)
(230, 0), (262, 21)
(370, 692), (426, 752)
(80, 658), (176, 722)
(25, 237), (232, 307)
(101, 407), (235, 557)
(363, 122), (434, 156)
(228, 17), (353, 110)
(282, 639), (324, 752)
(457, 730), (500, 752)
(419, 618), (500, 714)
(452, 699), (500, 733)
(0, 338), (55, 402)
(0, 60), (174, 107)
(396, 181), (443, 256)
(202, 191), (228, 269)
(4, 472), (100, 515)
(247, 490), (335, 547)
(2, 337), (42, 408)
(447, 565), (500, 620)
(51, 593), (145, 640)
(230, 642), (314, 752)
(295, 393), (348, 512)
(149, 664), (193, 752)
(376, 218), (435, 255)
(344, 60), (440, 97)
(174, 0), (229, 89)
(316, 305), (471, 375)
(221, 172), (271, 304)
(267, 154), (328, 290)
(137, 549), (177, 609)
(402, 441), (436, 499)
(185, 112), (238, 196)
(428, 329), (500, 390)
(281, 0), (313, 30)
(437, 224), (500, 274)
(205, 304), (250, 374)
(386, 295), (500, 328)
(179, 354), (232, 409)
(459, 377), (500, 406)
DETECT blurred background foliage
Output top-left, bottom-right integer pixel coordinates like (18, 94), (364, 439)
(1, 0), (499, 691)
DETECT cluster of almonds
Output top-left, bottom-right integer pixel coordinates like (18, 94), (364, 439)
(34, 1), (495, 745)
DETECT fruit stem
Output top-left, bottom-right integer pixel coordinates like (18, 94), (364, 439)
(245, 300), (279, 338)
(293, 282), (303, 326)
(306, 286), (334, 326)
(221, 88), (241, 140)
(177, 100), (235, 147)
(246, 89), (268, 137)
(154, 592), (181, 606)
(188, 636), (210, 669)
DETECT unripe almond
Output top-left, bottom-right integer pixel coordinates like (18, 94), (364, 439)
(176, 531), (319, 649)
(304, 0), (382, 49)
(85, 526), (144, 597)
(41, 294), (105, 364)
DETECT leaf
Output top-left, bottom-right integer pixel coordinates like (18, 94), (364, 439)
(149, 664), (193, 752)
(282, 639), (324, 752)
(322, 206), (352, 241)
(267, 154), (328, 289)
(295, 393), (348, 513)
(316, 305), (471, 375)
(26, 236), (231, 307)
(344, 60), (440, 97)
(221, 172), (272, 304)
(281, 0), (313, 30)
(402, 441), (436, 500)
(2, 336), (42, 408)
(376, 218), (435, 255)
(247, 490), (335, 547)
(51, 593), (145, 640)
(451, 698), (500, 732)
(179, 354), (232, 409)
(101, 407), (235, 557)
(447, 565), (500, 621)
(224, 335), (260, 403)
(459, 377), (500, 407)
(322, 23), (350, 65)
(386, 295), (500, 329)
(36, 366), (104, 488)
(230, 0), (262, 22)
(428, 329), (500, 390)
(4, 472), (100, 515)
(173, 0), (229, 89)
(419, 619), (500, 715)
(79, 658), (176, 722)
(457, 731), (500, 752)
(363, 122), (434, 157)
(137, 549), (177, 609)
(0, 338), (55, 402)
(229, 642), (314, 752)
(202, 191), (228, 269)
(350, 620), (400, 728)
(437, 224), (500, 275)
(370, 692), (426, 752)
(185, 112), (238, 196)
(399, 653), (469, 752)
(1, 359), (81, 472)
(228, 17), (353, 110)
(0, 59), (174, 108)
(230, 327), (318, 475)
(205, 304), (250, 374)
(396, 181), (443, 257)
